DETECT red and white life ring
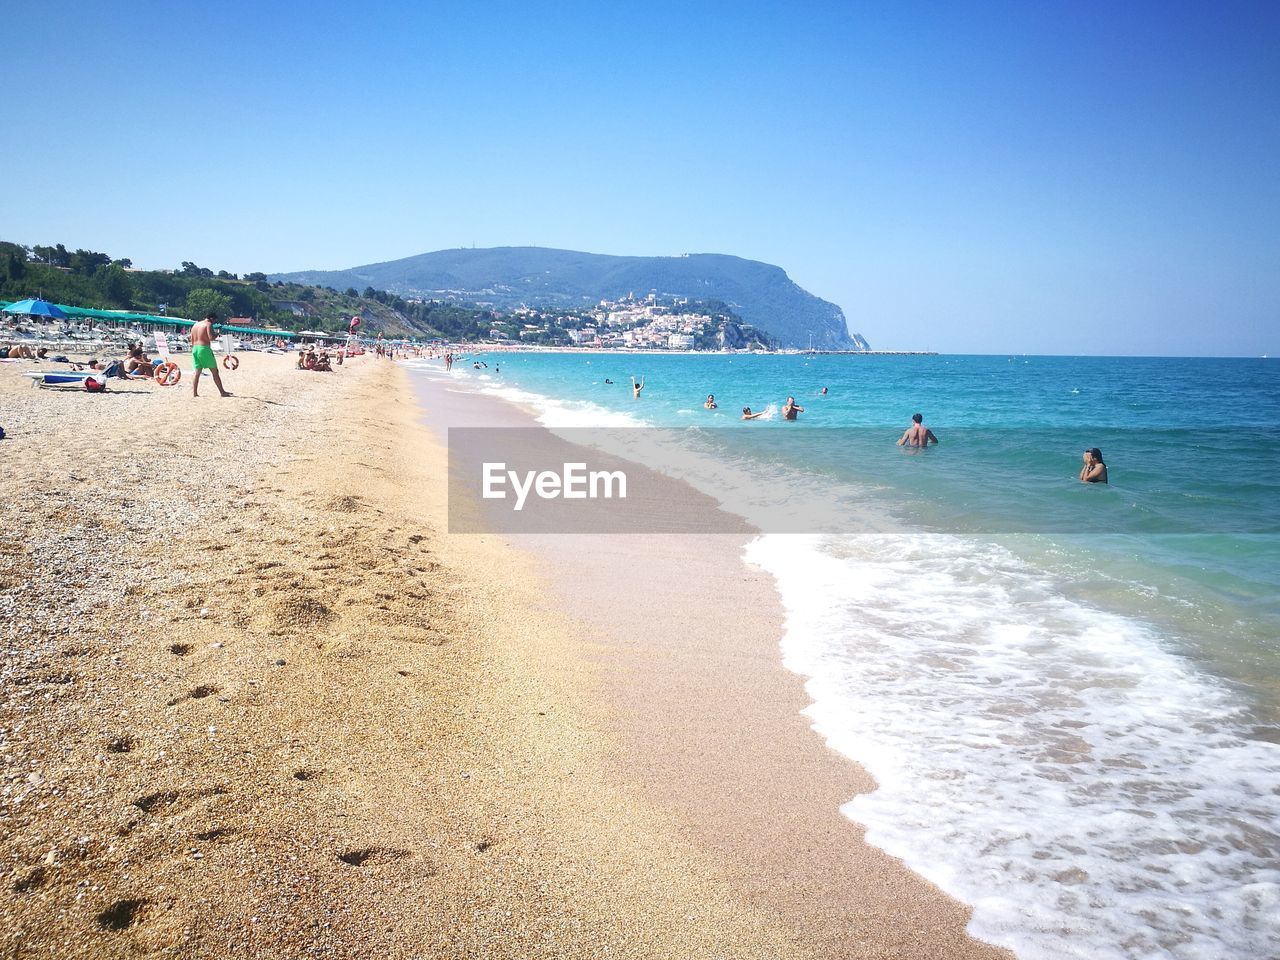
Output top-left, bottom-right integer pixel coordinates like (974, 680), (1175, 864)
(222, 355), (239, 370)
(153, 362), (181, 386)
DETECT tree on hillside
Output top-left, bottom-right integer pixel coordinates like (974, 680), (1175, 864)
(70, 249), (112, 275)
(114, 257), (133, 269)
(244, 272), (267, 282)
(32, 244), (70, 267)
(185, 287), (233, 321)
(4, 251), (25, 282)
(94, 264), (133, 305)
(344, 287), (358, 297)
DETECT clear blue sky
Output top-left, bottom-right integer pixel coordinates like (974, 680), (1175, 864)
(4, 0), (1277, 355)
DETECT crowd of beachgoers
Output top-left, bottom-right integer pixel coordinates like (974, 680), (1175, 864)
(1, 316), (425, 385)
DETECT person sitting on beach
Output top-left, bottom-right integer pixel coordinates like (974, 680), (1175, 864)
(124, 347), (155, 378)
(897, 413), (938, 447)
(1080, 447), (1108, 484)
(631, 376), (644, 398)
(782, 396), (804, 420)
(314, 351), (333, 372)
(704, 394), (717, 409)
(741, 406), (766, 420)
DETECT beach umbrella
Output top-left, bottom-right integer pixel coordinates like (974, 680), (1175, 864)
(3, 298), (69, 319)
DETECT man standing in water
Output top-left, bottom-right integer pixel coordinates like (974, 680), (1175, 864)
(782, 396), (804, 420)
(631, 376), (645, 398)
(190, 312), (231, 398)
(897, 412), (938, 447)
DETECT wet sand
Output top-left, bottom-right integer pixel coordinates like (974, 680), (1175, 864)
(0, 353), (1006, 958)
(412, 367), (1009, 959)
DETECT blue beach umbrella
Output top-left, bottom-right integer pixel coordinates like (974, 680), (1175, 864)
(3, 298), (69, 319)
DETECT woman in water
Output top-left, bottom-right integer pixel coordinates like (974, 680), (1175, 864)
(704, 394), (717, 409)
(1080, 447), (1108, 484)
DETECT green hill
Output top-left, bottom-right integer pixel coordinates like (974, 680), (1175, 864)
(273, 247), (868, 349)
(0, 241), (491, 340)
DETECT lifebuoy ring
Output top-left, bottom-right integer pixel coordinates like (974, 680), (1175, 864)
(154, 362), (181, 386)
(222, 355), (239, 370)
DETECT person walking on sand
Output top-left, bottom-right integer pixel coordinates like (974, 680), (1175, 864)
(897, 412), (938, 447)
(1080, 447), (1108, 484)
(782, 396), (804, 420)
(190, 312), (231, 398)
(632, 376), (645, 398)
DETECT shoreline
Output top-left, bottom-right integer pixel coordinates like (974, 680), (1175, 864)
(408, 363), (1009, 958)
(1, 353), (1001, 958)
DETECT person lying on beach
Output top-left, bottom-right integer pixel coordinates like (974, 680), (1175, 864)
(897, 413), (938, 447)
(741, 406), (766, 420)
(1080, 447), (1108, 484)
(782, 396), (804, 420)
(37, 347), (79, 365)
(6, 344), (35, 359)
(632, 376), (644, 398)
(704, 394), (717, 409)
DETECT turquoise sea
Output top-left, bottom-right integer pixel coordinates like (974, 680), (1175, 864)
(415, 352), (1280, 960)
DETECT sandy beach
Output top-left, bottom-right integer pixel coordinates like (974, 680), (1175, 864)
(1, 353), (1006, 958)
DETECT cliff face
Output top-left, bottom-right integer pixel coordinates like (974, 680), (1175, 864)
(274, 247), (869, 350)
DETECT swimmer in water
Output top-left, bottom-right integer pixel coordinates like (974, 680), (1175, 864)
(741, 406), (766, 420)
(897, 412), (939, 447)
(631, 376), (644, 398)
(820, 386), (828, 395)
(1080, 447), (1108, 484)
(782, 396), (804, 420)
(704, 394), (717, 409)
(604, 378), (614, 385)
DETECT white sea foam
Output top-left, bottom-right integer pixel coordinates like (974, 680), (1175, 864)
(472, 379), (652, 430)
(745, 533), (1280, 960)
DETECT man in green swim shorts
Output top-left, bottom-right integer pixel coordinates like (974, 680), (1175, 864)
(189, 311), (231, 398)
